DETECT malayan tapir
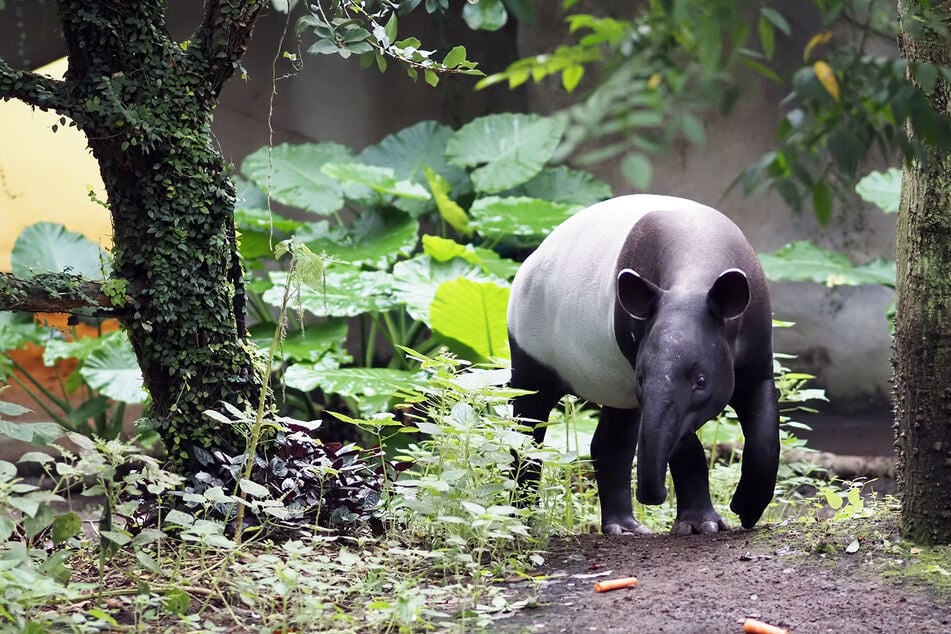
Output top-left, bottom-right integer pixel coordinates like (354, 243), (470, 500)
(507, 194), (779, 535)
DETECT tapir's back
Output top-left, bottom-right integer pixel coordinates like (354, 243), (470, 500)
(507, 194), (765, 409)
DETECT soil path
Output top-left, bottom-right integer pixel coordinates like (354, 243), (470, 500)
(497, 518), (951, 633)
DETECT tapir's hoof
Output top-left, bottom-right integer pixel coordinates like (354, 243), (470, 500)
(671, 513), (730, 536)
(602, 519), (652, 535)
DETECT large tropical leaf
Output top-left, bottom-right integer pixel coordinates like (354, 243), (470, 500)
(758, 241), (896, 287)
(391, 254), (500, 323)
(469, 196), (580, 244)
(262, 267), (398, 317)
(321, 163), (431, 200)
(283, 366), (424, 416)
(0, 407), (63, 445)
(430, 278), (510, 360)
(241, 143), (352, 215)
(512, 166), (612, 206)
(446, 113), (568, 193)
(79, 332), (147, 404)
(421, 235), (521, 280)
(11, 222), (110, 278)
(234, 208), (304, 261)
(248, 319), (350, 363)
(357, 120), (471, 216)
(296, 211), (419, 270)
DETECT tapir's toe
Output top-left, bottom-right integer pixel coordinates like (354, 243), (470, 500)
(671, 512), (730, 536)
(603, 519), (652, 536)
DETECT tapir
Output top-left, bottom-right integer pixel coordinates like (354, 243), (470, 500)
(507, 194), (779, 535)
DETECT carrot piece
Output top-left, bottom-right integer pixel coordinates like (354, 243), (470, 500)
(743, 618), (789, 634)
(593, 576), (639, 592)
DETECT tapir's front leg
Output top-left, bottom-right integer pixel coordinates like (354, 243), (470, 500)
(591, 406), (651, 535)
(729, 376), (780, 528)
(669, 433), (731, 535)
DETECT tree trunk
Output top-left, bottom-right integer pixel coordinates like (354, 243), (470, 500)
(893, 2), (951, 544)
(1, 1), (268, 474)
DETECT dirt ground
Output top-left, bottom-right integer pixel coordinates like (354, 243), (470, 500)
(495, 514), (951, 634)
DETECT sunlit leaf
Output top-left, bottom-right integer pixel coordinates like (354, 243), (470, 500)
(813, 60), (839, 101)
(391, 254), (500, 323)
(430, 279), (510, 360)
(469, 196), (580, 244)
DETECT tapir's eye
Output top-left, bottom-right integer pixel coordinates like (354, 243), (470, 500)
(694, 374), (707, 391)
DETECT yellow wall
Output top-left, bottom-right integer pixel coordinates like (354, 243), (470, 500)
(0, 57), (111, 272)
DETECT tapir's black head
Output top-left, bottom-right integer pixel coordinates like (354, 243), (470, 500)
(616, 267), (751, 506)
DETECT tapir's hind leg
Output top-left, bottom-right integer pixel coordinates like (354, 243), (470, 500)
(668, 432), (730, 535)
(591, 406), (651, 535)
(509, 337), (563, 499)
(729, 376), (780, 528)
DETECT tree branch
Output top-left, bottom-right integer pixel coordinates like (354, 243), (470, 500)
(0, 57), (70, 112)
(0, 273), (132, 316)
(191, 0), (268, 98)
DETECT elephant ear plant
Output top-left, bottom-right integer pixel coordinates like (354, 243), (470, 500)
(237, 113), (612, 419)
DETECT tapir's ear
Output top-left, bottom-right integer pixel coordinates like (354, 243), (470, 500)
(617, 269), (662, 320)
(708, 268), (750, 320)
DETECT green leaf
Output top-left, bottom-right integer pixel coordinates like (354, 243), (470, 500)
(357, 120), (470, 216)
(430, 279), (510, 360)
(241, 143), (353, 215)
(620, 153), (653, 190)
(51, 511), (83, 545)
(760, 7), (791, 36)
(391, 254), (500, 323)
(0, 420), (64, 445)
(297, 212), (419, 270)
(263, 267), (398, 317)
(855, 168), (901, 214)
(284, 366), (424, 415)
(512, 166), (611, 206)
(424, 167), (471, 236)
(446, 113), (568, 193)
(12, 222), (110, 278)
(321, 163), (431, 200)
(562, 64), (584, 92)
(469, 196), (580, 244)
(239, 478), (271, 499)
(43, 334), (116, 366)
(443, 45), (467, 68)
(79, 332), (146, 404)
(384, 12), (398, 43)
(249, 320), (349, 363)
(680, 112), (706, 146)
(462, 0), (508, 31)
(422, 235), (521, 280)
(758, 241), (895, 287)
(758, 14), (775, 60)
(811, 181), (834, 226)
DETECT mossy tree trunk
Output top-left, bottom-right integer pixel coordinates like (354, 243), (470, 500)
(893, 2), (951, 544)
(0, 0), (269, 474)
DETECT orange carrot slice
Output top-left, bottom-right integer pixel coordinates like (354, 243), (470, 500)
(743, 618), (790, 634)
(593, 576), (639, 592)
